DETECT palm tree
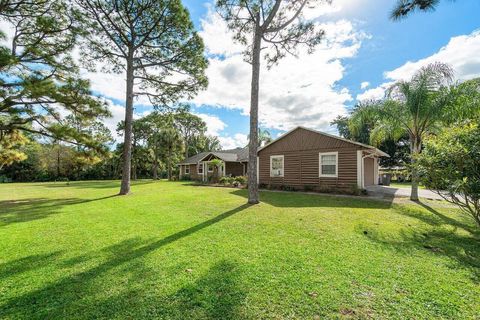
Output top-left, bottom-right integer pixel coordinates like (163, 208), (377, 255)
(350, 62), (454, 201)
(248, 128), (273, 148)
(391, 0), (442, 19)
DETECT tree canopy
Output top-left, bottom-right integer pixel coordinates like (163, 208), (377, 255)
(0, 0), (111, 167)
(216, 0), (327, 204)
(77, 0), (209, 194)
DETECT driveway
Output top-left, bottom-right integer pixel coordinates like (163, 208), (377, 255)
(366, 185), (444, 200)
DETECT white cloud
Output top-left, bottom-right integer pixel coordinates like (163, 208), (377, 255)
(218, 133), (248, 150)
(385, 31), (480, 82)
(357, 30), (480, 101)
(192, 9), (369, 132)
(360, 81), (370, 89)
(195, 113), (226, 136)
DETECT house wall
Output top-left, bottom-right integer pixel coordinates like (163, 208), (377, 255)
(257, 128), (364, 191)
(225, 162), (245, 177)
(180, 164), (203, 180)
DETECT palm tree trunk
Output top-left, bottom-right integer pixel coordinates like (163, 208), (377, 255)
(119, 51), (134, 195)
(410, 138), (421, 201)
(247, 20), (262, 205)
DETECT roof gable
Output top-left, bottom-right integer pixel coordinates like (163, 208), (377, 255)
(258, 127), (389, 157)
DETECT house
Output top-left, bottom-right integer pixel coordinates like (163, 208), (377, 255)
(179, 126), (389, 190)
(178, 147), (249, 181)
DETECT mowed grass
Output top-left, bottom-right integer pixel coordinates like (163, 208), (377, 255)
(0, 181), (479, 319)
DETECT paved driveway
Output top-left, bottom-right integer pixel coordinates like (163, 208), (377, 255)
(366, 185), (444, 200)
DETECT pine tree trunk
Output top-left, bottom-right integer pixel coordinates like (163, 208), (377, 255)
(153, 152), (158, 180)
(410, 138), (421, 201)
(119, 53), (135, 195)
(56, 144), (61, 179)
(247, 22), (262, 205)
(131, 140), (137, 180)
(167, 153), (171, 180)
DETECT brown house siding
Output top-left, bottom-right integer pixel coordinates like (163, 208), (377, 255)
(258, 128), (362, 191)
(225, 161), (245, 177)
(180, 164), (203, 180)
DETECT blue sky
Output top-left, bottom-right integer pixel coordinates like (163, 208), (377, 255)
(5, 0), (468, 149)
(170, 0), (480, 148)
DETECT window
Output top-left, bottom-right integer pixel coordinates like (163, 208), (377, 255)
(319, 152), (338, 177)
(208, 164), (214, 172)
(198, 164), (203, 174)
(270, 155), (284, 177)
(185, 166), (190, 174)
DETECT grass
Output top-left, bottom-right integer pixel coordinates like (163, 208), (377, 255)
(0, 180), (479, 319)
(389, 181), (426, 189)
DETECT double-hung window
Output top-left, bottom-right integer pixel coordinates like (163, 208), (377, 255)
(185, 166), (190, 174)
(207, 164), (214, 172)
(270, 155), (284, 177)
(319, 152), (338, 177)
(198, 164), (203, 174)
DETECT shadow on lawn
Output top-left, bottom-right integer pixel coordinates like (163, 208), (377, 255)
(0, 204), (249, 319)
(40, 180), (155, 189)
(231, 189), (393, 209)
(361, 201), (480, 282)
(0, 195), (117, 226)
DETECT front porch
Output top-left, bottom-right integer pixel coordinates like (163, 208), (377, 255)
(179, 156), (247, 182)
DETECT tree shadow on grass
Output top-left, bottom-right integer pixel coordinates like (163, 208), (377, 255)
(0, 251), (64, 280)
(78, 259), (246, 320)
(360, 201), (480, 282)
(0, 195), (117, 226)
(0, 204), (249, 319)
(40, 180), (155, 189)
(230, 189), (393, 209)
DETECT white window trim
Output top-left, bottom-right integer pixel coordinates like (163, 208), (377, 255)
(319, 152), (338, 178)
(270, 155), (284, 178)
(185, 165), (190, 174)
(207, 163), (214, 173)
(198, 164), (203, 174)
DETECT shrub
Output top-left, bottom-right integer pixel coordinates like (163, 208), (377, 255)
(219, 176), (234, 185)
(349, 184), (366, 196)
(180, 175), (192, 181)
(280, 185), (296, 192)
(234, 175), (247, 185)
(417, 123), (480, 227)
(303, 185), (315, 192)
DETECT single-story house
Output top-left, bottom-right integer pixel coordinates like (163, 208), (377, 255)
(179, 126), (389, 190)
(178, 147), (249, 181)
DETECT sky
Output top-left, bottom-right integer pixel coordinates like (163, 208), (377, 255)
(5, 0), (479, 149)
(179, 0), (480, 149)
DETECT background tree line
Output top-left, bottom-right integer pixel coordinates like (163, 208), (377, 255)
(1, 107), (220, 182)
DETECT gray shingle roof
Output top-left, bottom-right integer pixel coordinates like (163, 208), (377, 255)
(178, 147), (249, 165)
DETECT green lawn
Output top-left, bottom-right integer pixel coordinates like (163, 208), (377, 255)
(0, 181), (479, 319)
(390, 181), (426, 189)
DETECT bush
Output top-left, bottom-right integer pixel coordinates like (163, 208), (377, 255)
(303, 185), (315, 192)
(219, 176), (234, 185)
(417, 123), (480, 227)
(180, 175), (192, 181)
(234, 175), (247, 185)
(280, 185), (296, 192)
